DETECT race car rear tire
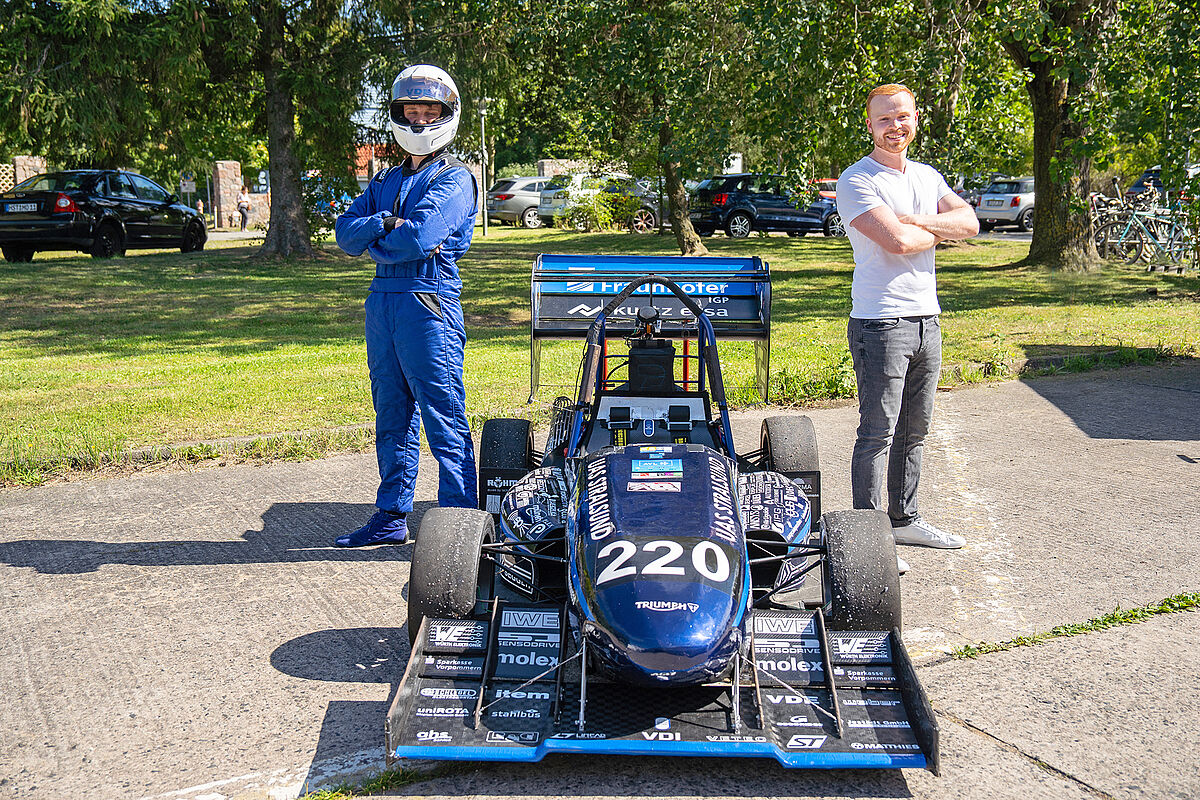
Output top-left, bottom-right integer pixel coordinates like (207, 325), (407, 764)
(407, 507), (496, 645)
(480, 418), (535, 471)
(761, 415), (819, 474)
(822, 509), (902, 632)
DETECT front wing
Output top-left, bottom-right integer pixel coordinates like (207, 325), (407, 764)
(386, 605), (939, 772)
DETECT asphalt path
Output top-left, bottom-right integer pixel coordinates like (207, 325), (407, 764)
(1, 361), (1197, 800)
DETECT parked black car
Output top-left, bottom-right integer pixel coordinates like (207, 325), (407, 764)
(689, 173), (844, 238)
(0, 170), (207, 262)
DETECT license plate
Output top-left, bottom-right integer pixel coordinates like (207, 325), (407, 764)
(689, 212), (701, 219)
(6, 202), (37, 213)
(985, 199), (1003, 207)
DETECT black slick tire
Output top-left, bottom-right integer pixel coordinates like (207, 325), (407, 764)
(823, 509), (902, 631)
(480, 418), (534, 471)
(761, 415), (819, 473)
(407, 507), (495, 645)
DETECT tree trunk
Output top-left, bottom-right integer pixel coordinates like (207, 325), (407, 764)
(658, 119), (707, 256)
(257, 0), (313, 259)
(1022, 59), (1098, 270)
(999, 0), (1117, 270)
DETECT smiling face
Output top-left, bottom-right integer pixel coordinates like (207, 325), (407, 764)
(866, 90), (918, 157)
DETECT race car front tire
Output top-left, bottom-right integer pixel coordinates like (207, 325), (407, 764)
(407, 507), (496, 645)
(761, 415), (820, 474)
(822, 509), (902, 632)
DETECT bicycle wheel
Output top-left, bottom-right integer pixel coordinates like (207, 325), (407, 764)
(1096, 221), (1144, 263)
(1165, 224), (1196, 272)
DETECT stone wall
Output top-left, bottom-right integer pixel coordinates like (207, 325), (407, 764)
(13, 156), (46, 184)
(0, 156), (48, 192)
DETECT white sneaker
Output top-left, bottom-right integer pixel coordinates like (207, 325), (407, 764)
(892, 517), (966, 549)
(896, 555), (910, 575)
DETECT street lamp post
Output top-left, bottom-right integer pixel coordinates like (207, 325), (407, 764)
(478, 97), (488, 236)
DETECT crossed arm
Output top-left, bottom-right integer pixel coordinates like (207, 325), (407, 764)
(849, 192), (979, 255)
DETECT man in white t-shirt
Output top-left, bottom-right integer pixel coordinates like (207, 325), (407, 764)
(836, 83), (979, 565)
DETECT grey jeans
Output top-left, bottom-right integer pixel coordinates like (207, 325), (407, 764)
(847, 315), (942, 526)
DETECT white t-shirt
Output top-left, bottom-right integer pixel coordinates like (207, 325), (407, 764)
(836, 156), (954, 319)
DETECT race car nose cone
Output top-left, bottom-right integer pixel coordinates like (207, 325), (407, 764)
(586, 581), (744, 685)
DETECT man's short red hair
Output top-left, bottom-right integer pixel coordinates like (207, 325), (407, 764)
(866, 84), (916, 115)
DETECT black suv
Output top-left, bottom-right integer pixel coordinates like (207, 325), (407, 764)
(0, 170), (206, 262)
(689, 173), (843, 238)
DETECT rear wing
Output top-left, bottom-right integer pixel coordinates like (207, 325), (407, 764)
(529, 254), (772, 402)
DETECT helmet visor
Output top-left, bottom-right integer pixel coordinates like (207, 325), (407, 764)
(390, 76), (457, 120)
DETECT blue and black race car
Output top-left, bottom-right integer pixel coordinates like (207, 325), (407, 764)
(390, 267), (939, 773)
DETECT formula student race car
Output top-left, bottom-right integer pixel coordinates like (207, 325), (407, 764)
(387, 263), (939, 772)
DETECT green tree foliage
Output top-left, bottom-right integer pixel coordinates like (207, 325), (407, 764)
(200, 0), (370, 257)
(985, 0), (1122, 269)
(0, 0), (211, 179)
(515, 0), (773, 254)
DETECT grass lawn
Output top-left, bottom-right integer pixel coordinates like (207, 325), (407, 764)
(2, 227), (1197, 484)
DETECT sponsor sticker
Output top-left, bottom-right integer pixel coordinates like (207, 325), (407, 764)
(425, 619), (488, 652)
(420, 654), (485, 679)
(754, 612), (817, 636)
(635, 600), (699, 612)
(829, 632), (892, 664)
(416, 730), (453, 743)
(786, 735), (829, 749)
(632, 458), (682, 473)
(626, 481), (681, 492)
(497, 631), (560, 648)
(415, 706), (470, 718)
(486, 730), (540, 744)
(549, 731), (609, 739)
(501, 608), (559, 629)
(420, 686), (478, 699)
(631, 472), (682, 480)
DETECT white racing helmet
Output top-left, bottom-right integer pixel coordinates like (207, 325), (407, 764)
(388, 65), (460, 156)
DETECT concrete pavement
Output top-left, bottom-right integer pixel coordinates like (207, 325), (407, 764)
(1, 361), (1197, 800)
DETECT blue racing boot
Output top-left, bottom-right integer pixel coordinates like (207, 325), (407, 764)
(335, 510), (409, 547)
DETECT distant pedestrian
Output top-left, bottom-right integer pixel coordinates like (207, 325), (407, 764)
(836, 83), (980, 571)
(237, 186), (251, 231)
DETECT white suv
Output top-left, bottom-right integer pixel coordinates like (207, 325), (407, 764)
(976, 177), (1035, 232)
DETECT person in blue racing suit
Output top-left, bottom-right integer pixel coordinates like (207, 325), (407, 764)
(333, 64), (479, 546)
